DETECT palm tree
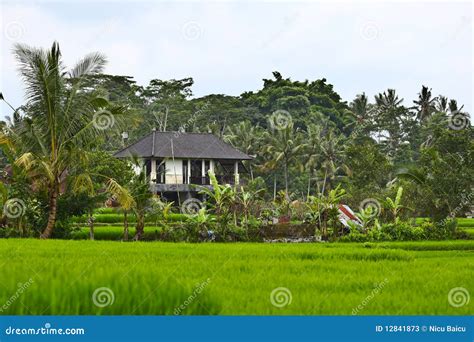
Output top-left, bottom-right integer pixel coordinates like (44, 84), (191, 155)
(2, 42), (129, 238)
(317, 127), (348, 194)
(448, 99), (464, 114)
(346, 93), (377, 139)
(374, 89), (403, 110)
(224, 121), (263, 180)
(373, 89), (408, 156)
(350, 93), (370, 122)
(413, 86), (437, 122)
(435, 96), (448, 112)
(129, 169), (152, 241)
(262, 120), (305, 196)
(303, 124), (321, 197)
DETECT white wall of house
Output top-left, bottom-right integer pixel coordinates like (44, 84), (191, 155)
(165, 159), (183, 184)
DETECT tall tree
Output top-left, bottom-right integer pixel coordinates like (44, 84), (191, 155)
(413, 85), (437, 122)
(303, 124), (322, 197)
(224, 121), (264, 180)
(316, 127), (348, 194)
(2, 42), (130, 238)
(373, 89), (412, 161)
(262, 119), (305, 195)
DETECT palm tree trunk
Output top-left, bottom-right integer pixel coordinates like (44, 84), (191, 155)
(123, 210), (129, 241)
(284, 162), (289, 196)
(321, 169), (328, 196)
(163, 106), (169, 131)
(134, 213), (144, 241)
(40, 182), (58, 239)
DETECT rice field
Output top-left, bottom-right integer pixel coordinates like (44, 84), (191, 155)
(0, 239), (472, 315)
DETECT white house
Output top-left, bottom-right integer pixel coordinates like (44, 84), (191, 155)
(114, 130), (252, 200)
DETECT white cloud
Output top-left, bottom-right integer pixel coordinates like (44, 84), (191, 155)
(0, 1), (472, 117)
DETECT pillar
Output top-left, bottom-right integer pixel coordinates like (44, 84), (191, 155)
(234, 161), (239, 185)
(150, 158), (157, 183)
(187, 159), (191, 184)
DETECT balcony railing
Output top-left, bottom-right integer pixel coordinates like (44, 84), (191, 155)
(189, 175), (236, 185)
(152, 175), (238, 186)
(189, 176), (210, 185)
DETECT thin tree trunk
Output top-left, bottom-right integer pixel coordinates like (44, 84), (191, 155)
(134, 213), (144, 241)
(322, 211), (328, 240)
(40, 183), (58, 239)
(89, 209), (94, 240)
(123, 210), (129, 241)
(321, 169), (328, 196)
(284, 162), (289, 197)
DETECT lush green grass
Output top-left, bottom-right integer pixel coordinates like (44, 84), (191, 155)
(70, 226), (163, 240)
(0, 239), (472, 315)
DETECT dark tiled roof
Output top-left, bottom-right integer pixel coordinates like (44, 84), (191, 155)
(114, 131), (252, 160)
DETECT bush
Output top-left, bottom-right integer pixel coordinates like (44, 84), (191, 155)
(379, 221), (425, 241)
(339, 231), (369, 242)
(420, 219), (458, 240)
(342, 219), (462, 242)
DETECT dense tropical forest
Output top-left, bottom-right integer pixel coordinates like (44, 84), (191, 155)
(0, 42), (472, 242)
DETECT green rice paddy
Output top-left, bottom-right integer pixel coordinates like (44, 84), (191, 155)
(0, 239), (472, 315)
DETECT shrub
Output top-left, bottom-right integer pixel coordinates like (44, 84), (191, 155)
(380, 221), (424, 241)
(339, 231), (369, 242)
(420, 219), (458, 240)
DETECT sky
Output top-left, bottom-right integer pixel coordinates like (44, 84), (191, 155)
(0, 0), (472, 119)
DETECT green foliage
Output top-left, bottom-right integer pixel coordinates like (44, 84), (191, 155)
(2, 42), (472, 242)
(383, 186), (412, 223)
(2, 42), (130, 238)
(342, 219), (463, 242)
(305, 185), (346, 239)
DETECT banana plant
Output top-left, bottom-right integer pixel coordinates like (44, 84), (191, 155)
(384, 186), (412, 223)
(355, 206), (377, 232)
(305, 185), (346, 239)
(199, 170), (236, 238)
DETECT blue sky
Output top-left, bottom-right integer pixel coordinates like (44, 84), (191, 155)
(1, 1), (472, 118)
